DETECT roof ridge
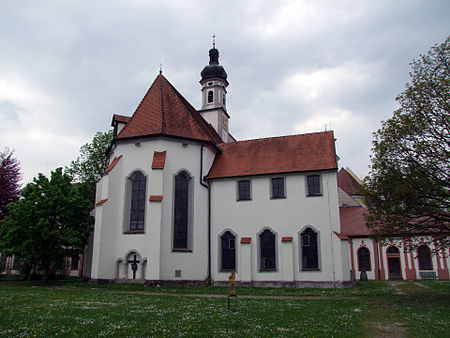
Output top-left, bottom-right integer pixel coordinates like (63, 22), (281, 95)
(163, 76), (223, 144)
(223, 130), (335, 146)
(159, 75), (166, 133)
(116, 75), (161, 138)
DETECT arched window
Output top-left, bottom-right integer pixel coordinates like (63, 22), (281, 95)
(260, 229), (276, 271)
(301, 227), (319, 270)
(358, 247), (371, 271)
(221, 231), (236, 271)
(129, 171), (146, 231)
(222, 93), (226, 105)
(418, 245), (433, 270)
(173, 171), (190, 250)
(207, 91), (214, 103)
(387, 246), (399, 254)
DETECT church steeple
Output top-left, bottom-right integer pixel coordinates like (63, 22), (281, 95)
(199, 42), (232, 142)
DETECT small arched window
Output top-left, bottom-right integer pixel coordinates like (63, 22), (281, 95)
(301, 227), (319, 270)
(222, 93), (226, 105)
(418, 245), (433, 270)
(173, 171), (190, 250)
(358, 247), (371, 271)
(260, 229), (276, 271)
(207, 91), (214, 103)
(129, 171), (146, 231)
(387, 246), (399, 254)
(221, 231), (236, 271)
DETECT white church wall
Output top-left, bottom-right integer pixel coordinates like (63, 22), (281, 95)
(210, 170), (347, 286)
(158, 140), (210, 281)
(91, 137), (215, 282)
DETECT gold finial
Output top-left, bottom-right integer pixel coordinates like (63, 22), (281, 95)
(212, 34), (216, 48)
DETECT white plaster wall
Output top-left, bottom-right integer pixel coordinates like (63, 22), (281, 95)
(210, 170), (346, 284)
(199, 110), (219, 133)
(91, 137), (215, 281)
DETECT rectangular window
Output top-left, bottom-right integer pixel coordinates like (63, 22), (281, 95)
(71, 256), (79, 270)
(271, 177), (285, 199)
(238, 180), (251, 201)
(307, 175), (321, 196)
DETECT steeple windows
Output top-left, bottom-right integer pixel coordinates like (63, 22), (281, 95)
(208, 90), (214, 103)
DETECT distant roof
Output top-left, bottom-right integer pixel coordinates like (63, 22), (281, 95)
(115, 74), (222, 144)
(338, 168), (362, 195)
(206, 131), (337, 179)
(111, 114), (131, 125)
(339, 206), (371, 237)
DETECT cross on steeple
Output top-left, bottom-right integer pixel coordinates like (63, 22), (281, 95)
(159, 63), (163, 74)
(212, 34), (216, 48)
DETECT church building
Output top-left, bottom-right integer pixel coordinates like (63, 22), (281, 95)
(90, 45), (351, 287)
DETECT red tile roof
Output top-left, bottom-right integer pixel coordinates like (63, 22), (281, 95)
(338, 168), (362, 195)
(339, 207), (371, 236)
(152, 151), (166, 169)
(104, 155), (122, 175)
(112, 114), (131, 125)
(206, 131), (337, 179)
(333, 231), (349, 240)
(115, 74), (222, 144)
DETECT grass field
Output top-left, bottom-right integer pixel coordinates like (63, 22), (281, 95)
(0, 279), (449, 337)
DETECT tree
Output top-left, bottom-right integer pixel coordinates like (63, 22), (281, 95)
(363, 36), (449, 249)
(66, 130), (113, 206)
(0, 148), (21, 220)
(0, 168), (93, 280)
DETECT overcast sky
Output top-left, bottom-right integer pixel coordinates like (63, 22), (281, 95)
(1, 1), (449, 185)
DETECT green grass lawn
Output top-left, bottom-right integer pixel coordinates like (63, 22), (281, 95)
(0, 279), (448, 337)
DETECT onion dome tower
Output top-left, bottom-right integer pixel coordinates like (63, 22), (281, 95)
(199, 38), (231, 143)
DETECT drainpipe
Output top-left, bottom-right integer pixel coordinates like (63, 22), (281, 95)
(200, 144), (212, 285)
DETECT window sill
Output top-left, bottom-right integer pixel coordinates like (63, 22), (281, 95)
(301, 268), (320, 271)
(123, 230), (145, 234)
(172, 249), (192, 253)
(306, 194), (323, 197)
(220, 269), (236, 273)
(259, 269), (277, 272)
(270, 196), (286, 200)
(237, 199), (252, 202)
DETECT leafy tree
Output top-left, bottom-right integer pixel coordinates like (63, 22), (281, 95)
(0, 168), (93, 280)
(0, 148), (21, 220)
(363, 36), (449, 249)
(67, 130), (113, 206)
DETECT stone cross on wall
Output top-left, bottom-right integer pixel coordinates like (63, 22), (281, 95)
(128, 254), (140, 279)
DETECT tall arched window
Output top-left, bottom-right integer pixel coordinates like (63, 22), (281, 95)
(173, 171), (190, 250)
(301, 227), (319, 270)
(221, 231), (236, 271)
(358, 247), (371, 271)
(129, 171), (146, 231)
(260, 229), (276, 271)
(418, 245), (433, 270)
(207, 91), (214, 103)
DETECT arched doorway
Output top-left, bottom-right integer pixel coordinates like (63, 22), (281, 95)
(386, 246), (402, 279)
